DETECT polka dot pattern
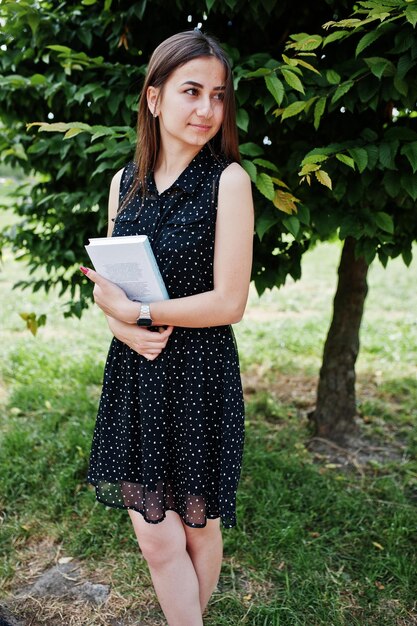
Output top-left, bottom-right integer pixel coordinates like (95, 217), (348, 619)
(87, 145), (245, 528)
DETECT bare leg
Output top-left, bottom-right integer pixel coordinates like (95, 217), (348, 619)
(128, 509), (203, 626)
(184, 518), (223, 613)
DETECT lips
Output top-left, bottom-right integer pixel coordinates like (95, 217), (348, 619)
(189, 123), (212, 131)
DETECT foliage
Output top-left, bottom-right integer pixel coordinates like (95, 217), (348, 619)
(0, 0), (340, 318)
(269, 0), (417, 271)
(0, 0), (417, 320)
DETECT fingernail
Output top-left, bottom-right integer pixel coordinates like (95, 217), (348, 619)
(79, 266), (89, 275)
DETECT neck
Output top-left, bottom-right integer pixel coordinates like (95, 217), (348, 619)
(155, 142), (204, 177)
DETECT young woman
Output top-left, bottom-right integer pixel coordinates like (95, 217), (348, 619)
(82, 30), (254, 626)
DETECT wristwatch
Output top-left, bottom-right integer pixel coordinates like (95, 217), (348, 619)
(136, 303), (153, 327)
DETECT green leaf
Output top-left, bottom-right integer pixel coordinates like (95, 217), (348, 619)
(405, 4), (417, 27)
(393, 74), (408, 96)
(47, 45), (73, 54)
(253, 158), (279, 173)
(402, 248), (413, 267)
(362, 128), (378, 142)
(335, 153), (356, 169)
(282, 216), (300, 237)
(91, 161), (114, 177)
(326, 69), (341, 84)
(315, 170), (332, 189)
(323, 30), (348, 46)
(364, 56), (396, 79)
(90, 125), (115, 141)
(292, 58), (320, 75)
(30, 74), (47, 85)
(264, 74), (285, 105)
(28, 122), (68, 132)
(63, 128), (84, 139)
(27, 12), (40, 36)
(281, 100), (307, 120)
(82, 0), (97, 4)
(314, 97), (326, 130)
(379, 142), (398, 169)
(19, 312), (44, 336)
(296, 203), (310, 225)
(286, 33), (322, 51)
(236, 108), (249, 132)
(281, 69), (305, 94)
(348, 147), (368, 173)
(244, 68), (271, 78)
(396, 53), (414, 80)
(241, 159), (257, 183)
(301, 153), (329, 165)
(271, 177), (289, 189)
(299, 163), (321, 176)
(239, 142), (264, 157)
(355, 28), (387, 57)
(256, 172), (275, 200)
(360, 239), (376, 266)
(374, 212), (394, 234)
(383, 171), (400, 198)
(255, 213), (279, 241)
(385, 127), (417, 142)
(331, 81), (354, 104)
(401, 173), (417, 200)
(401, 141), (417, 173)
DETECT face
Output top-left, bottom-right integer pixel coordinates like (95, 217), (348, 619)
(148, 56), (226, 151)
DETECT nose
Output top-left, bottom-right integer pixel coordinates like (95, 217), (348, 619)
(196, 97), (214, 118)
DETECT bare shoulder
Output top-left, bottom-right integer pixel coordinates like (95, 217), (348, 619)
(108, 167), (125, 206)
(218, 163), (253, 217)
(107, 167), (125, 235)
(111, 167), (124, 190)
(219, 162), (251, 193)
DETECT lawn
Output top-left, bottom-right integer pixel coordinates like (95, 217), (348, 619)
(0, 179), (416, 625)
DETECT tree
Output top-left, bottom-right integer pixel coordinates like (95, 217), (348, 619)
(264, 1), (417, 440)
(1, 0), (416, 441)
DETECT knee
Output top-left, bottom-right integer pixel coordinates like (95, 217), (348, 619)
(139, 530), (186, 569)
(185, 521), (222, 554)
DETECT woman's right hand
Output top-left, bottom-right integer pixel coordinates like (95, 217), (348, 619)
(107, 317), (174, 360)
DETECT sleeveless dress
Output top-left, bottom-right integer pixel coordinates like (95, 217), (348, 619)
(87, 145), (245, 528)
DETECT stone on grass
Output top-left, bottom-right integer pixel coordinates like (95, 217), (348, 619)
(18, 561), (110, 605)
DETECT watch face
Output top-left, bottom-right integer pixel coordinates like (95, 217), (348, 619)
(137, 318), (152, 327)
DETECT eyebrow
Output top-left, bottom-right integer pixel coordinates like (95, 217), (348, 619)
(180, 80), (225, 91)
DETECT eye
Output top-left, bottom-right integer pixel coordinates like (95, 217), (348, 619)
(185, 87), (198, 96)
(212, 92), (225, 101)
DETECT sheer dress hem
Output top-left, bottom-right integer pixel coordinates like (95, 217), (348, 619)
(88, 478), (237, 529)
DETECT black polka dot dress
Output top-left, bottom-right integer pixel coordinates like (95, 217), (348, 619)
(87, 145), (245, 529)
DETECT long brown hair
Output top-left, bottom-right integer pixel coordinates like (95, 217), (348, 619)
(120, 30), (240, 211)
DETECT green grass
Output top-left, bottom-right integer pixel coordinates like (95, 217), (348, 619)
(0, 196), (416, 624)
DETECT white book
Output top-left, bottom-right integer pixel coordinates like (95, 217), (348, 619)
(85, 235), (169, 302)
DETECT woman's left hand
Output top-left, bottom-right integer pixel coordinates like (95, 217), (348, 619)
(80, 266), (137, 323)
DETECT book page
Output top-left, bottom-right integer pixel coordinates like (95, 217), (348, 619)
(102, 262), (152, 300)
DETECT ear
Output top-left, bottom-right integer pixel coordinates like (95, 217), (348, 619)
(147, 86), (160, 117)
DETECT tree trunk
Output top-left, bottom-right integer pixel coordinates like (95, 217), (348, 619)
(309, 237), (369, 443)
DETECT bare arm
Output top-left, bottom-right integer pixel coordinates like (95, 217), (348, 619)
(150, 163), (254, 326)
(87, 163), (254, 328)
